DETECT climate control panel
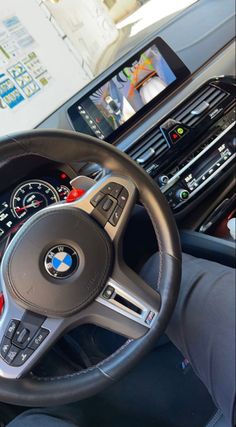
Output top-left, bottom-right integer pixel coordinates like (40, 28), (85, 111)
(128, 77), (236, 214)
(162, 121), (235, 211)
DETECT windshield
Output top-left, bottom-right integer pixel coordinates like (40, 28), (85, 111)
(0, 0), (197, 136)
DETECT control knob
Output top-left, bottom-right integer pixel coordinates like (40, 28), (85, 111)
(176, 189), (189, 201)
(158, 175), (169, 186)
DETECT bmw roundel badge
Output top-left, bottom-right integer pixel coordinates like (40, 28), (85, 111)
(44, 245), (79, 279)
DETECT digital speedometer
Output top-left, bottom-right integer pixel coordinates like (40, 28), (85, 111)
(11, 180), (59, 219)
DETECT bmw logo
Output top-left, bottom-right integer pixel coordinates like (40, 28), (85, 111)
(44, 245), (79, 279)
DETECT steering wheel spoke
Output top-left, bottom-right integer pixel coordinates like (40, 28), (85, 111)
(0, 284), (67, 379)
(78, 264), (161, 339)
(73, 173), (137, 241)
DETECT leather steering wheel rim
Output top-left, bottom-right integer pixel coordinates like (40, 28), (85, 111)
(0, 130), (181, 407)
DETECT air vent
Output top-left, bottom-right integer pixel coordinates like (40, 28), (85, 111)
(173, 84), (228, 127)
(128, 83), (228, 167)
(128, 127), (168, 165)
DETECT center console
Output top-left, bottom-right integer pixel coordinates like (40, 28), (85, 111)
(158, 89), (235, 213)
(67, 36), (235, 220)
(127, 76), (235, 217)
(199, 191), (236, 240)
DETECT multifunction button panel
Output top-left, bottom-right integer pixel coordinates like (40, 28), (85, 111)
(0, 312), (49, 367)
(90, 182), (129, 227)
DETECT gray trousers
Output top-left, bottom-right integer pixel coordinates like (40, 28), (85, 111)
(141, 252), (235, 426)
(7, 253), (236, 427)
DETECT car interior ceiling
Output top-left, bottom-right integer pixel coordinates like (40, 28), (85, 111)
(0, 0), (235, 426)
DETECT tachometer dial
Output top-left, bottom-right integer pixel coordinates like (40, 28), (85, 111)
(11, 180), (59, 219)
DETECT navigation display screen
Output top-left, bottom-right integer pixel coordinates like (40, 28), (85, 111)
(68, 38), (190, 142)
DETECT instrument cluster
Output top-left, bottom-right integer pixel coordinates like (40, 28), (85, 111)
(0, 168), (72, 258)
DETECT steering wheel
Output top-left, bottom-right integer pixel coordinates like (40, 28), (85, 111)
(0, 130), (181, 407)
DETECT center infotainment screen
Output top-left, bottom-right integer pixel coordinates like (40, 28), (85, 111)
(68, 37), (190, 143)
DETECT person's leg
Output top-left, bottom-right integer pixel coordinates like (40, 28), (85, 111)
(140, 252), (236, 427)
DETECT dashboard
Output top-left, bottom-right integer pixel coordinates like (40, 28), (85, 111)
(65, 34), (235, 224)
(0, 1), (235, 270)
(0, 167), (72, 259)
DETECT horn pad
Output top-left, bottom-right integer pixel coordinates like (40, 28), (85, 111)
(2, 206), (113, 317)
